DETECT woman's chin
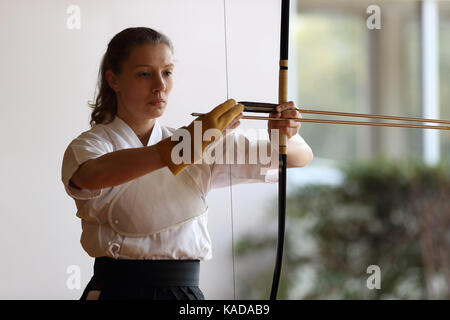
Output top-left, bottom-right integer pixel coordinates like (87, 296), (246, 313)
(145, 108), (165, 119)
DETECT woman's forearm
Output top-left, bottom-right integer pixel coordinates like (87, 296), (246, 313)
(71, 146), (165, 191)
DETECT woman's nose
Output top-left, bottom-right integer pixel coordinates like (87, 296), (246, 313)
(152, 74), (166, 93)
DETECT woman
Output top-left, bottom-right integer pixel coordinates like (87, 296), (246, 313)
(61, 27), (313, 300)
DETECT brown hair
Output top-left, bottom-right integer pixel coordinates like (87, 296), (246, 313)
(89, 27), (173, 127)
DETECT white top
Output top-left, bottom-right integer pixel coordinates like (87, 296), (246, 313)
(61, 116), (277, 260)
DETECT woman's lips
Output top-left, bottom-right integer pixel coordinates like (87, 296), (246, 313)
(148, 100), (166, 106)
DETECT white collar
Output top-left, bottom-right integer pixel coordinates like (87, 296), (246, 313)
(109, 115), (163, 147)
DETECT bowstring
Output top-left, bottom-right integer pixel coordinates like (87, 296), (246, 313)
(222, 0), (236, 300)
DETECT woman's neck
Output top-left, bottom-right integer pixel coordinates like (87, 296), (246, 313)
(117, 113), (156, 146)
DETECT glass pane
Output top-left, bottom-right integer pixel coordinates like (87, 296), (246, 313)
(440, 8), (450, 161)
(294, 14), (369, 161)
(404, 19), (422, 157)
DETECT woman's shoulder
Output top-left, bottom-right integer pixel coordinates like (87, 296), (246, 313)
(72, 123), (112, 142)
(65, 122), (115, 155)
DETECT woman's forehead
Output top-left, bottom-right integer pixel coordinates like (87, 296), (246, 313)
(126, 43), (173, 68)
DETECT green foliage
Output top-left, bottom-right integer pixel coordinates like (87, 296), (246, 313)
(235, 158), (450, 299)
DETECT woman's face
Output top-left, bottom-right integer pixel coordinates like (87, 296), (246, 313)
(107, 43), (174, 121)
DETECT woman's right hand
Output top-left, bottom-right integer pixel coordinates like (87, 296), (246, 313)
(224, 110), (243, 132)
(155, 99), (244, 175)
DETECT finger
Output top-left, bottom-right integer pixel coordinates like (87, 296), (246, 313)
(269, 111), (281, 118)
(271, 115), (297, 124)
(229, 120), (241, 129)
(220, 104), (244, 127)
(280, 109), (301, 119)
(270, 118), (301, 128)
(230, 113), (243, 126)
(270, 122), (297, 130)
(276, 101), (296, 113)
(225, 114), (243, 130)
(211, 99), (237, 117)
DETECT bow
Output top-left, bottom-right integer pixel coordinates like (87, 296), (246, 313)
(221, 0), (290, 300)
(270, 0), (290, 300)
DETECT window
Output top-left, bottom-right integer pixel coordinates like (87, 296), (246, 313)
(295, 0), (448, 164)
(294, 13), (369, 161)
(440, 2), (450, 159)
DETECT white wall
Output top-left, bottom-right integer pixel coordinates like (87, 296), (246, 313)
(0, 0), (287, 299)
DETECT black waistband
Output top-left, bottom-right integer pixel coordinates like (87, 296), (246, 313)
(92, 257), (200, 287)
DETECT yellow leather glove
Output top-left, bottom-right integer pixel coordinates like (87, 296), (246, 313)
(155, 99), (244, 175)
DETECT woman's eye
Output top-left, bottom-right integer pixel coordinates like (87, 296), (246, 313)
(138, 72), (149, 77)
(164, 70), (173, 76)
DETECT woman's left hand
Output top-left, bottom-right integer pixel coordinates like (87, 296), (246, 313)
(268, 101), (301, 139)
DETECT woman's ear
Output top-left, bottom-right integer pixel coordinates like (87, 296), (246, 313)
(105, 70), (120, 92)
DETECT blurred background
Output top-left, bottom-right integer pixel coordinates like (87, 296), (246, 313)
(0, 0), (448, 299)
(234, 0), (450, 299)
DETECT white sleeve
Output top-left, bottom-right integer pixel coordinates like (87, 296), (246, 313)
(208, 132), (279, 190)
(61, 129), (113, 200)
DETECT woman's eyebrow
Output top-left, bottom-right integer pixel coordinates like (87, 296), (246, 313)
(134, 63), (174, 68)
